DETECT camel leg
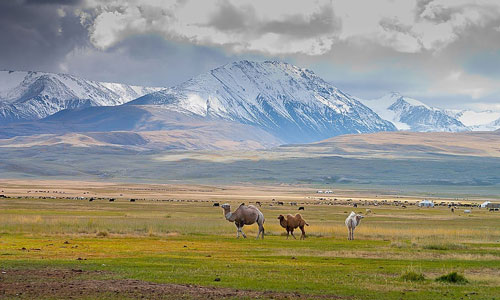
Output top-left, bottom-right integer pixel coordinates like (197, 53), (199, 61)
(352, 228), (354, 240)
(240, 225), (247, 238)
(300, 226), (306, 240)
(258, 224), (264, 240)
(348, 228), (351, 240)
(286, 230), (289, 239)
(290, 229), (296, 239)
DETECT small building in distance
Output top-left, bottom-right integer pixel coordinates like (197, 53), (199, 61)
(418, 199), (434, 207)
(480, 201), (491, 208)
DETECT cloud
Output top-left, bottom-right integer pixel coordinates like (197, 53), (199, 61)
(82, 0), (341, 55)
(0, 0), (88, 73)
(79, 0), (500, 56)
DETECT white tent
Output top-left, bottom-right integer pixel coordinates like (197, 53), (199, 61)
(418, 200), (434, 207)
(480, 201), (491, 208)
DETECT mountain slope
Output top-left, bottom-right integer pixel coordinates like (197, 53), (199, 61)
(444, 109), (500, 131)
(0, 70), (163, 124)
(360, 92), (468, 132)
(128, 60), (396, 143)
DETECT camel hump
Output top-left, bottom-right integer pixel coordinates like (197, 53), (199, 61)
(295, 213), (303, 219)
(239, 202), (245, 207)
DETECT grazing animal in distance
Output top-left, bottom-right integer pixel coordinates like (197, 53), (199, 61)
(256, 201), (261, 207)
(365, 208), (372, 214)
(221, 203), (265, 239)
(345, 211), (364, 240)
(298, 206), (305, 211)
(278, 214), (309, 240)
(213, 203), (220, 207)
(277, 201), (284, 206)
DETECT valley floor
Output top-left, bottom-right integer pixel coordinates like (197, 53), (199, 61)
(0, 180), (499, 299)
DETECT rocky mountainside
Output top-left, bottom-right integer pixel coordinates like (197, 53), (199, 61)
(0, 70), (163, 124)
(359, 92), (468, 132)
(128, 60), (396, 143)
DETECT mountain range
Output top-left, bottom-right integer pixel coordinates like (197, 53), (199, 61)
(1, 61), (500, 150)
(0, 70), (163, 124)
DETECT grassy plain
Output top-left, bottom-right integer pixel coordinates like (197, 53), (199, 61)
(0, 180), (499, 299)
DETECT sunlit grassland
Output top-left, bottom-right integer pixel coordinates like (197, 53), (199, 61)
(0, 196), (499, 299)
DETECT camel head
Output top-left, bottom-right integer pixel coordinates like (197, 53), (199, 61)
(355, 214), (364, 223)
(277, 214), (287, 228)
(221, 203), (230, 211)
(221, 203), (232, 220)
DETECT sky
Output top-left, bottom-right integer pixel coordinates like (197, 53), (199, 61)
(2, 0), (500, 111)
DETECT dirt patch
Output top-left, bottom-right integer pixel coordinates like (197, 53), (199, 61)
(0, 268), (345, 299)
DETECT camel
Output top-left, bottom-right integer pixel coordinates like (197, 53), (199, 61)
(278, 214), (309, 239)
(345, 211), (364, 240)
(221, 203), (265, 239)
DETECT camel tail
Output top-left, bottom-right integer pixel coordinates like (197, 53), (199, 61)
(305, 222), (309, 226)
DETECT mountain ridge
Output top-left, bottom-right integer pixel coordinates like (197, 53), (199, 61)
(0, 70), (164, 124)
(127, 60), (396, 143)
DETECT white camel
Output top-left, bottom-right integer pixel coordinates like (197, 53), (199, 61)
(345, 211), (364, 240)
(221, 203), (265, 239)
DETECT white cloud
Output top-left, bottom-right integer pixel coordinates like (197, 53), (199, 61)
(78, 0), (500, 55)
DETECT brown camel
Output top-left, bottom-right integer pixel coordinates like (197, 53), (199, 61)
(278, 214), (309, 239)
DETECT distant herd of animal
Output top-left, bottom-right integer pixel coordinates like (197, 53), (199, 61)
(219, 203), (364, 240)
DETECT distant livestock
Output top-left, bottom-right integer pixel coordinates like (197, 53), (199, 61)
(298, 206), (305, 211)
(109, 198), (115, 202)
(277, 201), (284, 206)
(345, 211), (364, 240)
(278, 214), (309, 239)
(221, 203), (265, 239)
(256, 201), (261, 207)
(130, 198), (136, 202)
(213, 203), (220, 207)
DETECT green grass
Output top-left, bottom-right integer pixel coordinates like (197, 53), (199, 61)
(0, 196), (499, 299)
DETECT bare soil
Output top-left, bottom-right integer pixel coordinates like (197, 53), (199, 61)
(0, 269), (344, 299)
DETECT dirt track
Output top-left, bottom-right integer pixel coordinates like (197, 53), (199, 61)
(0, 269), (344, 299)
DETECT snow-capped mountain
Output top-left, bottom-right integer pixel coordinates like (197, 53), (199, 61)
(0, 70), (163, 124)
(445, 109), (500, 131)
(360, 92), (468, 132)
(128, 60), (396, 143)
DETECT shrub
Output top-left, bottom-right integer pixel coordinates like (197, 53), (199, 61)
(401, 271), (426, 282)
(435, 272), (468, 284)
(96, 230), (109, 237)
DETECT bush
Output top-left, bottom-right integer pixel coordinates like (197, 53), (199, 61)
(435, 272), (468, 284)
(96, 230), (109, 237)
(401, 271), (426, 282)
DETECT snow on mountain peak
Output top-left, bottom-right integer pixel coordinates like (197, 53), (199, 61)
(130, 60), (396, 143)
(0, 70), (164, 123)
(360, 93), (467, 132)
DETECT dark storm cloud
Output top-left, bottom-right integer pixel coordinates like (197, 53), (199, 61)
(260, 5), (341, 38)
(207, 0), (256, 32)
(0, 0), (87, 72)
(24, 0), (82, 4)
(206, 1), (341, 39)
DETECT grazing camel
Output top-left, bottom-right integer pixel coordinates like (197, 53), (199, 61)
(221, 203), (265, 239)
(345, 211), (364, 240)
(278, 214), (309, 240)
